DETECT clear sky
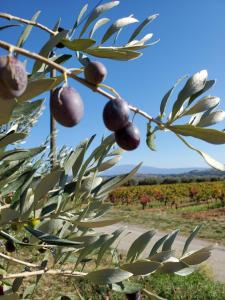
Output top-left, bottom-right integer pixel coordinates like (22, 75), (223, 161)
(1, 0), (225, 168)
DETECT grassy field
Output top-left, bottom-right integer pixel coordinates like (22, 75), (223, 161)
(108, 203), (225, 244)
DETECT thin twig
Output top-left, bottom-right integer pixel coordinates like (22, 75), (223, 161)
(0, 269), (87, 279)
(0, 12), (56, 35)
(0, 40), (163, 126)
(0, 252), (38, 268)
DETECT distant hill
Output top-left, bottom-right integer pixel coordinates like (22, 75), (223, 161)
(102, 164), (224, 177)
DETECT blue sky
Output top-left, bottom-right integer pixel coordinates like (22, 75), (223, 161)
(1, 0), (225, 168)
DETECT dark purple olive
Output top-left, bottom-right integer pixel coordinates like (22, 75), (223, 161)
(0, 55), (27, 100)
(22, 237), (29, 244)
(115, 122), (140, 151)
(84, 61), (107, 85)
(5, 240), (16, 252)
(126, 291), (141, 300)
(103, 98), (130, 131)
(0, 285), (4, 296)
(56, 27), (65, 48)
(50, 86), (84, 127)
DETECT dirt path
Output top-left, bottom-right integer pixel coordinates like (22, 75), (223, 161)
(98, 223), (225, 282)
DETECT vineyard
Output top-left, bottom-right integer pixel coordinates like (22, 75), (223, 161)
(109, 181), (225, 209)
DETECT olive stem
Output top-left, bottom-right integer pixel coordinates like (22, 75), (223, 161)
(0, 269), (87, 280)
(0, 40), (163, 127)
(0, 252), (39, 268)
(0, 12), (56, 36)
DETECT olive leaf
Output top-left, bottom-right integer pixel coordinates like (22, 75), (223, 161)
(86, 268), (132, 285)
(89, 18), (110, 38)
(101, 16), (139, 44)
(128, 14), (159, 43)
(171, 70), (208, 121)
(176, 133), (225, 171)
(16, 11), (41, 49)
(85, 46), (142, 60)
(168, 124), (225, 144)
(79, 1), (120, 37)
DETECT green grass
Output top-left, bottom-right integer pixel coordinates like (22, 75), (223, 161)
(108, 205), (225, 243)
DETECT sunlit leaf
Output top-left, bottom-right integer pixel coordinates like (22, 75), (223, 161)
(101, 16), (138, 44)
(128, 14), (159, 42)
(79, 1), (119, 37)
(89, 18), (110, 38)
(86, 268), (132, 285)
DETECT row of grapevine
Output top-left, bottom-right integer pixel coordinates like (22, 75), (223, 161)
(108, 181), (225, 207)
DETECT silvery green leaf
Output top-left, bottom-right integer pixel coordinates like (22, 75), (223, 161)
(171, 70), (208, 120)
(188, 79), (216, 106)
(94, 163), (141, 196)
(169, 124), (225, 144)
(112, 282), (143, 294)
(32, 29), (69, 72)
(126, 230), (156, 262)
(18, 78), (59, 103)
(183, 96), (220, 116)
(0, 208), (20, 225)
(121, 260), (161, 276)
(128, 14), (159, 42)
(197, 110), (225, 127)
(1, 146), (45, 161)
(0, 132), (27, 148)
(182, 224), (202, 255)
(85, 46), (142, 60)
(181, 251), (211, 265)
(89, 18), (110, 38)
(101, 16), (138, 44)
(0, 98), (16, 125)
(52, 17), (61, 32)
(12, 99), (44, 119)
(80, 176), (102, 192)
(162, 229), (179, 251)
(160, 75), (188, 117)
(158, 261), (188, 273)
(26, 227), (83, 247)
(175, 266), (196, 276)
(149, 234), (169, 256)
(176, 133), (225, 171)
(79, 1), (120, 37)
(149, 250), (175, 262)
(76, 234), (110, 267)
(16, 11), (41, 49)
(70, 3), (88, 37)
(86, 268), (132, 285)
(98, 156), (121, 172)
(96, 227), (125, 266)
(146, 123), (156, 151)
(63, 38), (96, 51)
(34, 167), (63, 204)
(139, 33), (154, 44)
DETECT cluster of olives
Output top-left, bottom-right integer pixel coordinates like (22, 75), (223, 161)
(50, 60), (140, 150)
(0, 55), (28, 100)
(0, 53), (140, 151)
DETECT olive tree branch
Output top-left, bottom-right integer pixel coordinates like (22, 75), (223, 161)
(0, 269), (87, 280)
(0, 252), (38, 268)
(0, 40), (164, 127)
(0, 12), (56, 36)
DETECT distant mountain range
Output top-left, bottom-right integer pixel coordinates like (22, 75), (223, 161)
(102, 164), (224, 177)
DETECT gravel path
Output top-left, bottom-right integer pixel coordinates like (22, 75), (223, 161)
(98, 223), (225, 282)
